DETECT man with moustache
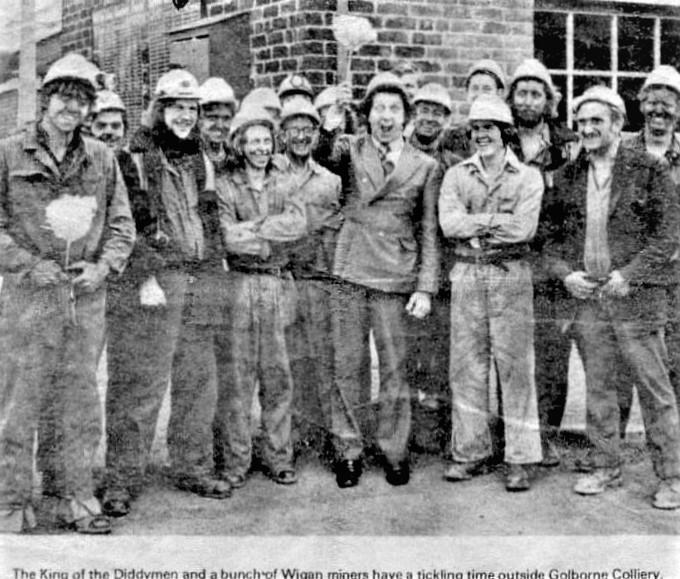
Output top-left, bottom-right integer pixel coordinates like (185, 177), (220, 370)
(507, 58), (578, 467)
(320, 72), (440, 488)
(0, 53), (135, 533)
(277, 98), (342, 455)
(618, 65), (680, 432)
(439, 95), (544, 491)
(103, 69), (231, 518)
(541, 86), (680, 508)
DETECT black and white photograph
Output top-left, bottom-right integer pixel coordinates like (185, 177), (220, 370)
(0, 0), (679, 574)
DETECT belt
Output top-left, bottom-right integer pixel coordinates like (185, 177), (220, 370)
(454, 245), (530, 271)
(230, 263), (290, 277)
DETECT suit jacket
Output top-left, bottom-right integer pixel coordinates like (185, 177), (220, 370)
(324, 133), (440, 295)
(540, 144), (680, 323)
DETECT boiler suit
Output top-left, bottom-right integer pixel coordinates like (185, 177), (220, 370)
(438, 149), (544, 465)
(0, 125), (134, 521)
(214, 156), (307, 479)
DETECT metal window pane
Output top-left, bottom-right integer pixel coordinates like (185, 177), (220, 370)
(535, 11), (567, 70)
(661, 19), (680, 70)
(574, 14), (611, 71)
(618, 16), (654, 72)
(573, 75), (611, 97)
(618, 76), (645, 132)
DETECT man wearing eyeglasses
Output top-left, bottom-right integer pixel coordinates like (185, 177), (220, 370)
(278, 98), (342, 456)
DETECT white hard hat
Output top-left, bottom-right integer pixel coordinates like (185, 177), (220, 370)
(93, 90), (126, 114)
(468, 94), (514, 125)
(314, 86), (337, 111)
(281, 96), (321, 125)
(466, 59), (506, 91)
(277, 74), (313, 99)
(199, 77), (237, 106)
(42, 52), (100, 92)
(641, 65), (680, 97)
(413, 82), (452, 113)
(364, 71), (408, 103)
(230, 105), (275, 138)
(155, 69), (200, 100)
(509, 58), (557, 101)
(573, 85), (626, 116)
(241, 87), (282, 113)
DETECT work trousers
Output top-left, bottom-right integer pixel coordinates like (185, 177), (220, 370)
(0, 278), (105, 515)
(573, 300), (680, 480)
(288, 277), (335, 443)
(533, 288), (573, 442)
(330, 281), (412, 464)
(449, 261), (542, 465)
(105, 270), (220, 494)
(214, 271), (296, 478)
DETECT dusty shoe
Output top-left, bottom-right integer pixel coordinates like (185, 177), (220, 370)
(176, 475), (232, 499)
(268, 469), (298, 486)
(653, 479), (680, 510)
(505, 464), (531, 492)
(573, 467), (622, 495)
(444, 460), (484, 482)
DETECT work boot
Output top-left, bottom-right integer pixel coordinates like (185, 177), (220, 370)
(505, 464), (531, 492)
(335, 459), (362, 488)
(102, 488), (131, 518)
(443, 460), (485, 482)
(573, 467), (622, 495)
(652, 478), (680, 510)
(384, 459), (410, 486)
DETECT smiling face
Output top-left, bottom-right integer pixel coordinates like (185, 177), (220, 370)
(282, 114), (318, 160)
(575, 101), (623, 156)
(163, 99), (199, 140)
(467, 72), (502, 104)
(199, 103), (234, 145)
(368, 91), (406, 145)
(242, 123), (274, 170)
(511, 79), (549, 127)
(91, 110), (126, 149)
(470, 120), (504, 160)
(414, 101), (449, 141)
(44, 86), (92, 135)
(641, 87), (680, 139)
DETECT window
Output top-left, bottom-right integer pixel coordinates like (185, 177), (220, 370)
(534, 2), (680, 130)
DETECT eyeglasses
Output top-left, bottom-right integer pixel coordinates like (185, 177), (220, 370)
(285, 126), (316, 138)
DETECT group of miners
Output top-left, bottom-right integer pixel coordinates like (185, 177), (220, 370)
(1, 46), (680, 536)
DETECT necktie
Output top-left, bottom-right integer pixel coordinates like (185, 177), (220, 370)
(379, 144), (394, 176)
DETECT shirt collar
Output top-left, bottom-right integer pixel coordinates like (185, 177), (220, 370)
(462, 147), (522, 175)
(280, 153), (323, 175)
(371, 135), (404, 155)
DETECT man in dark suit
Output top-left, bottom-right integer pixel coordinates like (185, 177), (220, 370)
(542, 86), (680, 509)
(320, 72), (440, 488)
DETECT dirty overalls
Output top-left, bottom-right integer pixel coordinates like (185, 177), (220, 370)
(0, 125), (134, 523)
(214, 159), (307, 479)
(438, 149), (544, 465)
(281, 156), (343, 451)
(105, 132), (223, 496)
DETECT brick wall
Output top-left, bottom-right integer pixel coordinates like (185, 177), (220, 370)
(61, 0), (95, 58)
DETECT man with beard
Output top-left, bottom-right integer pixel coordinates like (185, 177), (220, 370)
(198, 77), (237, 177)
(319, 72), (440, 488)
(507, 58), (578, 467)
(618, 65), (680, 433)
(541, 86), (680, 509)
(278, 98), (342, 456)
(0, 53), (135, 533)
(103, 69), (232, 519)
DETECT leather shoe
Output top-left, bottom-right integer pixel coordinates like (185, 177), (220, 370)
(335, 459), (362, 488)
(384, 460), (410, 486)
(505, 464), (531, 492)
